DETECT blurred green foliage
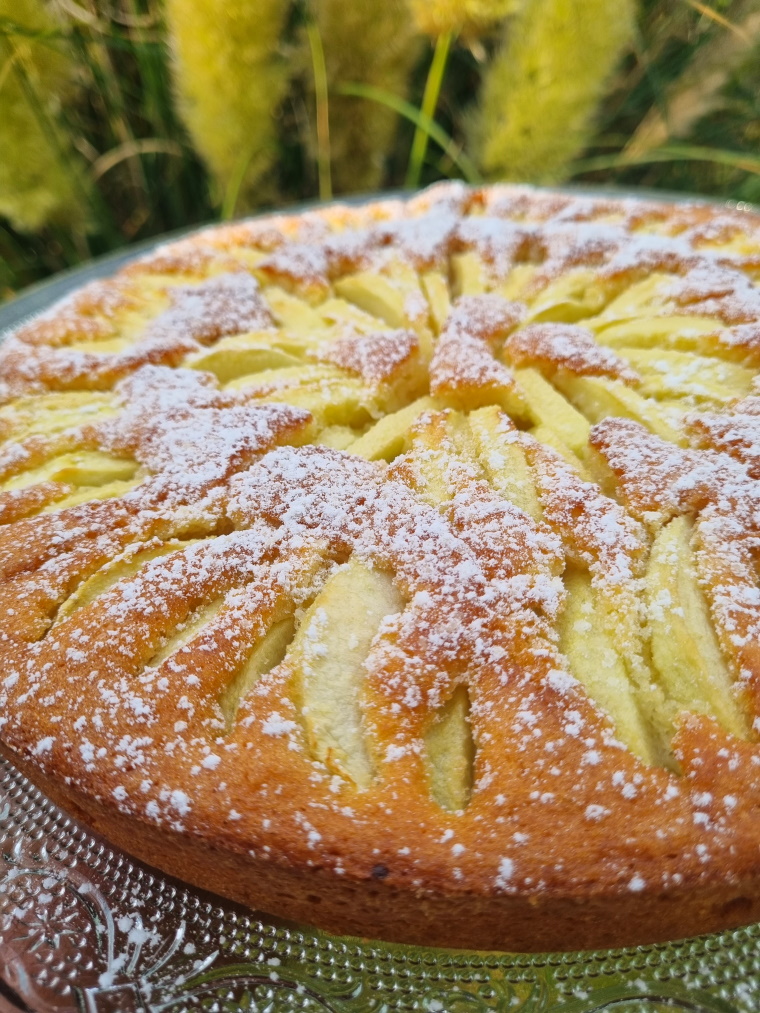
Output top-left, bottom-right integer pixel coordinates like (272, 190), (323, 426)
(1, 0), (759, 299)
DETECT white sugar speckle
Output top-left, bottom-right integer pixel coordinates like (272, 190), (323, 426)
(261, 712), (296, 737)
(495, 857), (515, 889)
(169, 789), (191, 816)
(584, 804), (610, 821)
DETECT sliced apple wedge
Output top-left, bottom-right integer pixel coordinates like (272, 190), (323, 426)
(425, 685), (475, 812)
(559, 568), (661, 765)
(646, 515), (750, 740)
(290, 558), (404, 787)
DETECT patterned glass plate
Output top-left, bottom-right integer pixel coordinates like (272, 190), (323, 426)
(1, 196), (760, 1013)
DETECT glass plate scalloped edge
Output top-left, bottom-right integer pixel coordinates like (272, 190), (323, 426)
(2, 188), (760, 1013)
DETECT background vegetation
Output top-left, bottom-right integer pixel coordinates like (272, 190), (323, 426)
(1, 0), (759, 298)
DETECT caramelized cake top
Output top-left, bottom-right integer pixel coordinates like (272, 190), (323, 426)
(3, 183), (760, 949)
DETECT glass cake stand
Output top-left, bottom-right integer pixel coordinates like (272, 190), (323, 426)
(2, 193), (759, 1013)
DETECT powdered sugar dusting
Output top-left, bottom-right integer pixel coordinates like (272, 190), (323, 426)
(505, 323), (639, 383)
(2, 184), (760, 934)
(430, 294), (525, 401)
(313, 328), (419, 385)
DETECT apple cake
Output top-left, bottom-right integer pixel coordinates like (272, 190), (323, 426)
(2, 183), (760, 952)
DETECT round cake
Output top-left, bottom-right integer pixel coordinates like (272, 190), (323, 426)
(2, 183), (760, 952)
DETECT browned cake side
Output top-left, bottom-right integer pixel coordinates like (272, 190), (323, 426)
(3, 184), (760, 951)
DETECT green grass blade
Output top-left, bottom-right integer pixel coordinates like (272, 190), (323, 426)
(406, 31), (452, 189)
(0, 19), (64, 42)
(572, 144), (760, 178)
(221, 147), (256, 221)
(307, 20), (332, 202)
(337, 81), (482, 185)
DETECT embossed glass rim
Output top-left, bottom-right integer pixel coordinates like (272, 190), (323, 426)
(4, 754), (760, 1013)
(1, 185), (760, 1012)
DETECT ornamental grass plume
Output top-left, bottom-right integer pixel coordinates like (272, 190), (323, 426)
(0, 0), (88, 232)
(408, 0), (518, 38)
(164, 0), (289, 212)
(308, 0), (422, 194)
(472, 0), (637, 182)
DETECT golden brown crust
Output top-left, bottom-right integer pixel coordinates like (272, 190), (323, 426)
(4, 184), (760, 952)
(8, 736), (760, 953)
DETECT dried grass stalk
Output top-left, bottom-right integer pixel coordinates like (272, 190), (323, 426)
(625, 0), (760, 159)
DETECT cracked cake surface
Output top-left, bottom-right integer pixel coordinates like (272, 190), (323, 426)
(2, 183), (760, 951)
